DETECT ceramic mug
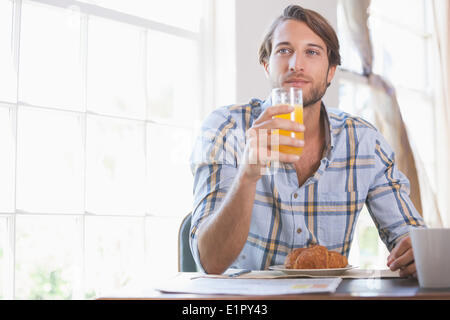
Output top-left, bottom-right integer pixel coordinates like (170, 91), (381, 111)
(410, 227), (450, 288)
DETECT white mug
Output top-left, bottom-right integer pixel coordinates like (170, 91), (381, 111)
(410, 227), (450, 288)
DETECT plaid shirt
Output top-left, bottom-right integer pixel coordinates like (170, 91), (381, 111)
(189, 98), (426, 271)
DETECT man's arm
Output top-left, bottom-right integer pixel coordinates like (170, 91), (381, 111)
(365, 134), (426, 277)
(196, 167), (258, 274)
(191, 104), (304, 274)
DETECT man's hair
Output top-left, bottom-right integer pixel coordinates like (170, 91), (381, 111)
(258, 5), (341, 67)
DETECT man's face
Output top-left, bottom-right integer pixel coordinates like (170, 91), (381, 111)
(264, 19), (336, 107)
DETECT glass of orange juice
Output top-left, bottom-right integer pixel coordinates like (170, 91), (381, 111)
(271, 87), (304, 156)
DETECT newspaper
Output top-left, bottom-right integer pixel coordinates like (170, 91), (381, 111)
(154, 273), (342, 295)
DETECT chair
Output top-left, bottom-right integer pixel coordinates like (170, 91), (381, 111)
(178, 212), (198, 272)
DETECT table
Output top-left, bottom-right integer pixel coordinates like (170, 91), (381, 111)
(98, 272), (450, 300)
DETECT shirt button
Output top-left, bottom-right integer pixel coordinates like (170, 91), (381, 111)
(293, 193), (298, 199)
(296, 228), (302, 234)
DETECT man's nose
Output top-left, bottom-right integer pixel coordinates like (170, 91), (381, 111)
(289, 53), (304, 72)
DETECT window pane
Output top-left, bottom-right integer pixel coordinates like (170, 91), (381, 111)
(80, 0), (203, 32)
(145, 216), (180, 284)
(87, 17), (146, 119)
(0, 105), (15, 212)
(0, 0), (16, 103)
(84, 216), (145, 298)
(146, 124), (194, 216)
(370, 0), (425, 31)
(86, 116), (146, 215)
(19, 1), (82, 110)
(397, 88), (436, 186)
(369, 18), (426, 90)
(16, 106), (84, 214)
(397, 90), (435, 160)
(147, 31), (200, 123)
(348, 206), (389, 269)
(15, 215), (82, 300)
(338, 80), (374, 123)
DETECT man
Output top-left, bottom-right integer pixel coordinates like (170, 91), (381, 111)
(189, 5), (425, 275)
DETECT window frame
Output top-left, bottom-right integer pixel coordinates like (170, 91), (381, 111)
(0, 0), (212, 299)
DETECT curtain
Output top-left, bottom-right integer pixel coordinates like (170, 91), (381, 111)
(340, 0), (372, 76)
(430, 0), (450, 227)
(339, 0), (450, 224)
(365, 74), (425, 219)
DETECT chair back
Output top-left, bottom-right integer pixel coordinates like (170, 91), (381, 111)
(178, 212), (198, 272)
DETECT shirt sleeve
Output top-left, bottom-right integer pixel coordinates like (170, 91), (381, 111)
(365, 132), (426, 252)
(188, 107), (243, 272)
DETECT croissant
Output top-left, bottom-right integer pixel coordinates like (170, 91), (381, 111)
(284, 247), (308, 269)
(284, 245), (348, 269)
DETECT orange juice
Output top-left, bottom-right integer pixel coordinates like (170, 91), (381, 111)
(273, 104), (304, 155)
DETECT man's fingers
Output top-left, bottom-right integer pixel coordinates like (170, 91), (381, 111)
(254, 104), (294, 124)
(246, 116), (304, 166)
(263, 150), (300, 163)
(389, 247), (414, 271)
(399, 262), (416, 278)
(388, 236), (412, 263)
(255, 118), (304, 133)
(268, 134), (304, 148)
(248, 127), (303, 153)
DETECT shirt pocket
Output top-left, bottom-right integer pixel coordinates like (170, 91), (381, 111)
(314, 191), (365, 253)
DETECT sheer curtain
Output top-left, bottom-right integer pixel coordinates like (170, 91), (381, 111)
(340, 0), (449, 226)
(431, 0), (450, 227)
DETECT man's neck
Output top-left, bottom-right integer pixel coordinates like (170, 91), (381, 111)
(303, 100), (324, 143)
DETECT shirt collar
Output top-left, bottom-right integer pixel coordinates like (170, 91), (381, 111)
(260, 95), (272, 112)
(321, 103), (334, 162)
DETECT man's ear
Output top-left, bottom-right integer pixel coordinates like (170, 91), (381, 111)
(327, 64), (337, 85)
(263, 61), (270, 78)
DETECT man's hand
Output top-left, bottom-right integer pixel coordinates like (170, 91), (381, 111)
(242, 104), (305, 182)
(387, 236), (417, 278)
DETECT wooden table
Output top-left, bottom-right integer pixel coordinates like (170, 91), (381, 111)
(97, 274), (450, 318)
(99, 273), (450, 300)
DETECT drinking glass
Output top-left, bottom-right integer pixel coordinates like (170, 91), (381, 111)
(271, 87), (304, 155)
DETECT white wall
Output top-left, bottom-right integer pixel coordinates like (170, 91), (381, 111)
(215, 0), (339, 109)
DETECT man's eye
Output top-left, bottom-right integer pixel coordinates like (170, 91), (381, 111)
(277, 48), (291, 54)
(306, 49), (319, 56)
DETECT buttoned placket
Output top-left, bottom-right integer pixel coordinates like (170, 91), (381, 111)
(289, 156), (330, 249)
(291, 187), (305, 245)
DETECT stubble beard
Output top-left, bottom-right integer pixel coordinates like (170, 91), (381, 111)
(302, 77), (328, 107)
(303, 67), (330, 107)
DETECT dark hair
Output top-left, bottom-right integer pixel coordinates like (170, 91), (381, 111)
(258, 5), (341, 67)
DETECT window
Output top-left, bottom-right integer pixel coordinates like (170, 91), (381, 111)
(0, 0), (208, 299)
(338, 0), (435, 268)
(369, 0), (436, 188)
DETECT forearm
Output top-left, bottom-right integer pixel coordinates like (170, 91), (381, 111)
(197, 169), (258, 274)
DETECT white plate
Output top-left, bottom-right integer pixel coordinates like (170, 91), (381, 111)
(268, 265), (358, 276)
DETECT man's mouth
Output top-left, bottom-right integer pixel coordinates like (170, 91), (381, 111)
(284, 78), (310, 87)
